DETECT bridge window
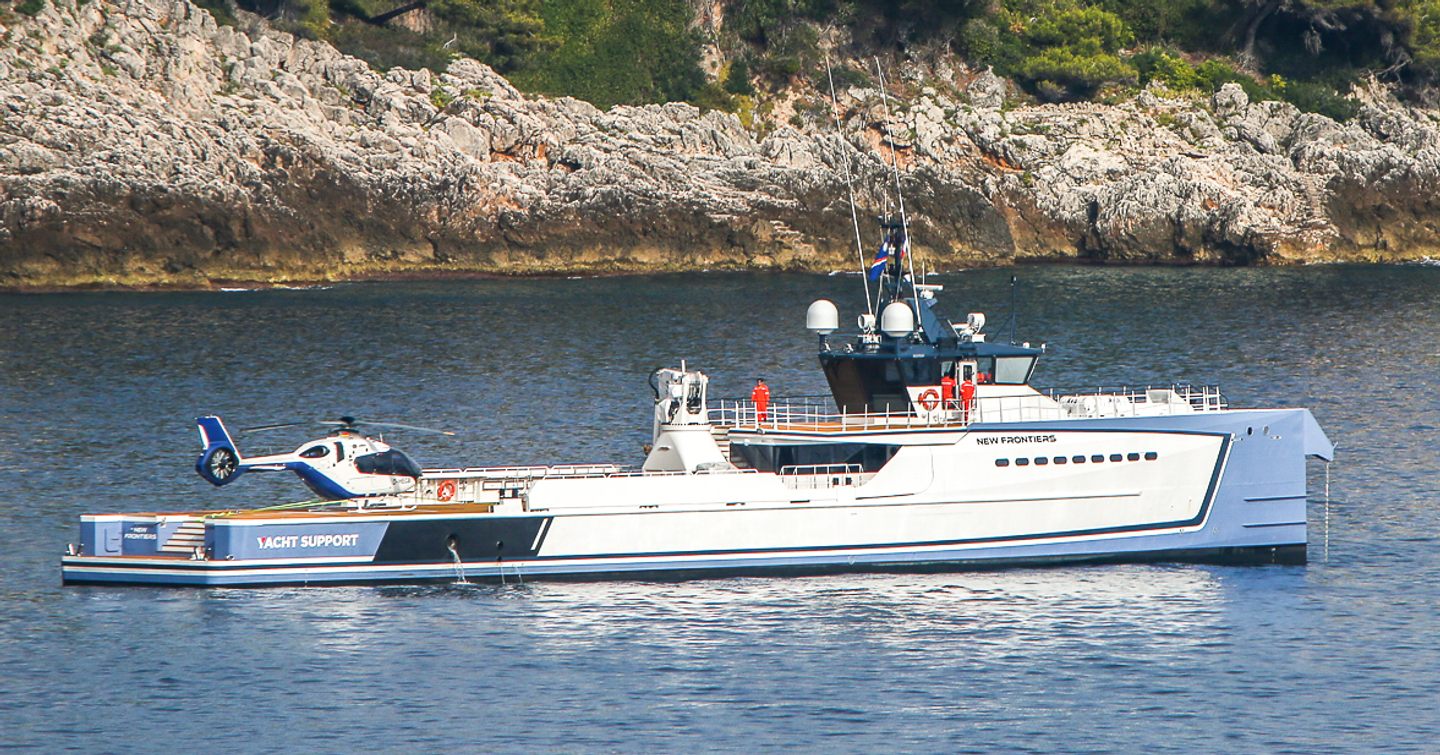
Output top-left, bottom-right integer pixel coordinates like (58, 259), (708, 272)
(993, 356), (1037, 385)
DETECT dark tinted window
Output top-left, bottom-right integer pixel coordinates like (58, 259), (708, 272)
(1091, 454), (1105, 463)
(1054, 456), (1067, 464)
(1073, 455), (1086, 463)
(995, 459), (1010, 467)
(334, 442), (344, 460)
(1034, 457), (1048, 466)
(355, 450), (423, 477)
(1144, 452), (1158, 461)
(1127, 452), (1140, 461)
(1016, 458), (1030, 466)
(1110, 453), (1123, 462)
(299, 445), (329, 459)
(730, 442), (900, 474)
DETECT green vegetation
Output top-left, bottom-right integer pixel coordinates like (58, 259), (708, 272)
(506, 0), (703, 108)
(970, 1), (1139, 100)
(173, 0), (1440, 118)
(429, 85), (453, 109)
(189, 0), (239, 26)
(965, 0), (1440, 112)
(15, 0), (47, 16)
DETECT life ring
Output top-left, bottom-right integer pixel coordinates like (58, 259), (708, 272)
(436, 480), (457, 502)
(918, 388), (940, 411)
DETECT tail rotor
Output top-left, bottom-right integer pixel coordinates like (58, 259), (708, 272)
(195, 415), (245, 486)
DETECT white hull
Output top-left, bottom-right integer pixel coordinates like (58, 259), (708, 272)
(62, 409), (1331, 586)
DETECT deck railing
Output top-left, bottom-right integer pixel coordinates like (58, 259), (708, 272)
(778, 463), (872, 490)
(1044, 383), (1228, 416)
(709, 383), (1227, 432)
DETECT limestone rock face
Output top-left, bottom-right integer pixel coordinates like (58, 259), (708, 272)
(2, 1), (1439, 288)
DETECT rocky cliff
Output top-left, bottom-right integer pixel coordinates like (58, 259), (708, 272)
(3, 0), (1440, 289)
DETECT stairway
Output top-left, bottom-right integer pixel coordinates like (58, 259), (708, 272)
(710, 425), (733, 463)
(160, 519), (207, 555)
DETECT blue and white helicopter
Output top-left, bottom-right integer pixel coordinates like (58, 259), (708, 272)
(195, 415), (452, 500)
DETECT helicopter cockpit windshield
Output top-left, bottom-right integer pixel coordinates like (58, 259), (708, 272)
(354, 449), (423, 478)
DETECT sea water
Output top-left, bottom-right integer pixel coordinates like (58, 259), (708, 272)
(1, 266), (1437, 751)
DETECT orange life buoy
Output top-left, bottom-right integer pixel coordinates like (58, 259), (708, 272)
(436, 480), (457, 502)
(918, 388), (940, 411)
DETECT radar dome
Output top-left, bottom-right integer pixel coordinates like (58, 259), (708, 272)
(880, 301), (915, 337)
(806, 299), (839, 335)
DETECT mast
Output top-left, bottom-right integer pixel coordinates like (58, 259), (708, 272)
(823, 55), (874, 317)
(873, 58), (920, 323)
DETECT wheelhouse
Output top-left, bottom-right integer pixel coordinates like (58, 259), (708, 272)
(820, 342), (1040, 413)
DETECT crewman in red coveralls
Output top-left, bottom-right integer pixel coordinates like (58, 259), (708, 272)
(940, 373), (956, 411)
(751, 378), (771, 423)
(960, 375), (977, 421)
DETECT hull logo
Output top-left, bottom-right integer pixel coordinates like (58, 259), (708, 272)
(257, 534), (361, 549)
(977, 434), (1058, 445)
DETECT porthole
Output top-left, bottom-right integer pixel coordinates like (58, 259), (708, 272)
(1054, 456), (1068, 465)
(1035, 457), (1049, 466)
(995, 459), (1010, 467)
(1016, 458), (1030, 466)
(1247, 427), (1253, 435)
(1144, 451), (1158, 461)
(1110, 453), (1123, 462)
(1073, 455), (1086, 463)
(1127, 452), (1140, 461)
(1092, 454), (1105, 463)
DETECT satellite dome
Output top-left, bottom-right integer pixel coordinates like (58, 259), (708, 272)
(806, 299), (839, 335)
(880, 301), (915, 337)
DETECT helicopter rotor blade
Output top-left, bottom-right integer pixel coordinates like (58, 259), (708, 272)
(238, 421), (314, 433)
(315, 418), (455, 436)
(356, 421), (456, 436)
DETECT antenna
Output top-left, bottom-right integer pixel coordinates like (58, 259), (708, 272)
(1009, 275), (1019, 344)
(824, 54), (874, 317)
(872, 58), (920, 323)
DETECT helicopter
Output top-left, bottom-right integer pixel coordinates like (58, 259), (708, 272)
(194, 415), (453, 500)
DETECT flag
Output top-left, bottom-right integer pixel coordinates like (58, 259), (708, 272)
(867, 242), (888, 281)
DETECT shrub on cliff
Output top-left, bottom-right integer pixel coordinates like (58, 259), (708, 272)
(208, 0), (550, 73)
(1135, 48), (1358, 120)
(14, 0), (48, 16)
(963, 1), (1137, 101)
(508, 0), (705, 108)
